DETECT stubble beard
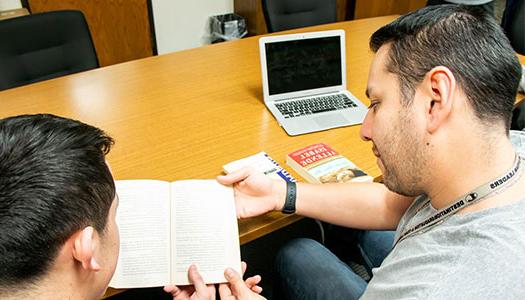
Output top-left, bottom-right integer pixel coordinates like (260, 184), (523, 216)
(378, 111), (428, 197)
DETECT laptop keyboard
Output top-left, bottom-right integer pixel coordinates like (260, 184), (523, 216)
(275, 94), (358, 119)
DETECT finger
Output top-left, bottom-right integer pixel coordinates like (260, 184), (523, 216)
(207, 285), (216, 299)
(163, 285), (175, 293)
(217, 167), (253, 185)
(188, 265), (208, 294)
(235, 198), (255, 219)
(241, 261), (247, 275)
(163, 285), (188, 299)
(224, 268), (248, 297)
(245, 275), (262, 288)
(251, 285), (263, 294)
(218, 283), (232, 298)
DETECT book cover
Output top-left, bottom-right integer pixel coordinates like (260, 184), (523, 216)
(223, 151), (295, 182)
(286, 143), (372, 184)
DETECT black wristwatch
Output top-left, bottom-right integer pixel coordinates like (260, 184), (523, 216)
(281, 181), (296, 214)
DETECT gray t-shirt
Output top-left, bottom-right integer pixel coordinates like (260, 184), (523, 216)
(361, 195), (525, 299)
(510, 130), (525, 157)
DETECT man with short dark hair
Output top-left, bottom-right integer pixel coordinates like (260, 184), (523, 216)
(0, 114), (262, 300)
(0, 114), (118, 299)
(219, 5), (525, 299)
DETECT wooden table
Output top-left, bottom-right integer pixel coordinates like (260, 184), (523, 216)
(1, 15), (523, 298)
(0, 15), (397, 242)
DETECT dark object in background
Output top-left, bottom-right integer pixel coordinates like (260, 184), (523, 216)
(0, 10), (98, 91)
(511, 99), (525, 131)
(209, 13), (247, 43)
(501, 0), (524, 55)
(262, 0), (337, 33)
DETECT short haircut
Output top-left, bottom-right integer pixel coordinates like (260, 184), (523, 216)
(0, 114), (115, 289)
(370, 5), (522, 130)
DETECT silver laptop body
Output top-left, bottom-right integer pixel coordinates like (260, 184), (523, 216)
(259, 30), (368, 136)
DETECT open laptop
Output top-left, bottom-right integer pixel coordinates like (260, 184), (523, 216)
(259, 30), (368, 136)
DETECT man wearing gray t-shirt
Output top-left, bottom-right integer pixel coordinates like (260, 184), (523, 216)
(218, 4), (525, 300)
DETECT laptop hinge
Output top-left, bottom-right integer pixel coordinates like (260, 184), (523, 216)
(274, 91), (342, 102)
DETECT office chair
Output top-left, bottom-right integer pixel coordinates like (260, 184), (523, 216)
(502, 0), (525, 131)
(0, 10), (98, 91)
(262, 0), (337, 33)
(511, 100), (525, 131)
(502, 0), (524, 55)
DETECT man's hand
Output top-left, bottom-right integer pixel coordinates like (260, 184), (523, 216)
(236, 261), (263, 295)
(164, 265), (216, 300)
(219, 267), (267, 300)
(217, 167), (286, 218)
(163, 262), (262, 300)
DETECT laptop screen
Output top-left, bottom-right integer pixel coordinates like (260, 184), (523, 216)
(265, 36), (342, 96)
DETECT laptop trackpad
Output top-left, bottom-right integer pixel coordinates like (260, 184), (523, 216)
(314, 114), (348, 128)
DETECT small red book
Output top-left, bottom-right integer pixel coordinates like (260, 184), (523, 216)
(286, 143), (372, 184)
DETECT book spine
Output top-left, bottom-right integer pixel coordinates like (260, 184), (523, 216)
(264, 153), (296, 182)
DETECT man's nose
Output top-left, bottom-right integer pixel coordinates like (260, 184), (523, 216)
(360, 110), (373, 141)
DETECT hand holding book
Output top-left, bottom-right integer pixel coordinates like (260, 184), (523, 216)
(164, 262), (264, 299)
(219, 145), (372, 220)
(217, 168), (286, 219)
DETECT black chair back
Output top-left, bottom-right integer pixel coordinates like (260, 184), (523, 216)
(0, 10), (98, 91)
(502, 0), (524, 55)
(512, 100), (525, 131)
(262, 0), (337, 33)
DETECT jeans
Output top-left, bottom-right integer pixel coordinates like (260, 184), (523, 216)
(274, 230), (395, 300)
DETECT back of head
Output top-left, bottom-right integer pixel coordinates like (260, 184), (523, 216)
(0, 114), (115, 294)
(370, 4), (522, 131)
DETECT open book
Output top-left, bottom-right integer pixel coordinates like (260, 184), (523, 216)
(109, 180), (241, 289)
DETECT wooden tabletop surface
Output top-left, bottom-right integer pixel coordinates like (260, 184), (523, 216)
(0, 15), (404, 244)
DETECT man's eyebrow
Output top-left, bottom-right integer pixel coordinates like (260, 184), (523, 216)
(365, 87), (371, 99)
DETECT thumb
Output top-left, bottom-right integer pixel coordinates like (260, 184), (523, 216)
(217, 167), (252, 185)
(224, 268), (249, 297)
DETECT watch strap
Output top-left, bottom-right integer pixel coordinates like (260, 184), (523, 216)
(282, 181), (296, 214)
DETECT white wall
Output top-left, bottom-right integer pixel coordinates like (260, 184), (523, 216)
(152, 0), (233, 54)
(0, 0), (22, 11)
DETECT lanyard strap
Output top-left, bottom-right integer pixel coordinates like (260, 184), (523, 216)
(393, 155), (523, 248)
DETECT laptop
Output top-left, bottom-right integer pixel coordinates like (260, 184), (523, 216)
(259, 30), (368, 136)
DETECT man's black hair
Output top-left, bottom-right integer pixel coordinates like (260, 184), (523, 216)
(370, 4), (522, 130)
(0, 114), (115, 289)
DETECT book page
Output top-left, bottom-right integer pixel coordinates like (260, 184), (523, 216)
(170, 180), (241, 285)
(109, 180), (171, 288)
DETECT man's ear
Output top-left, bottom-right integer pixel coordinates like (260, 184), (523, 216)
(424, 66), (457, 133)
(72, 226), (101, 271)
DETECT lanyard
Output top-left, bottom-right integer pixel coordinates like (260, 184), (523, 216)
(393, 155), (523, 248)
